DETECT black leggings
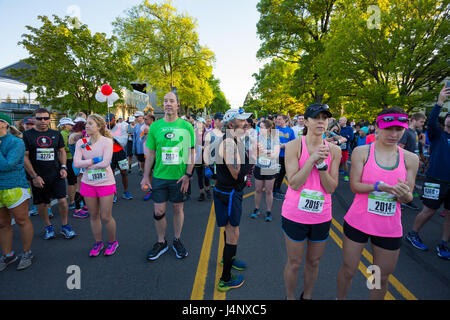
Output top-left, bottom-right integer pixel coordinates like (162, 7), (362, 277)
(195, 165), (210, 190)
(274, 156), (286, 192)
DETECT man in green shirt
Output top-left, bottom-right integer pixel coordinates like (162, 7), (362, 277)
(141, 91), (195, 261)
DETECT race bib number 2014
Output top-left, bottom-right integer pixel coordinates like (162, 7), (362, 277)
(368, 191), (397, 217)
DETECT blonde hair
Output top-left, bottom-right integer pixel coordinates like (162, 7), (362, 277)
(87, 114), (113, 139)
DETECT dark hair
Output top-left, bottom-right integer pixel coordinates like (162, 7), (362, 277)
(34, 108), (50, 116)
(377, 107), (407, 117)
(72, 121), (86, 133)
(262, 119), (275, 130)
(411, 112), (425, 121)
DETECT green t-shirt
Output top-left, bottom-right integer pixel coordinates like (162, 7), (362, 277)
(146, 118), (195, 180)
(60, 130), (72, 160)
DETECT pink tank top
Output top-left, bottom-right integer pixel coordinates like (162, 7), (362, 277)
(281, 135), (332, 224)
(344, 142), (407, 237)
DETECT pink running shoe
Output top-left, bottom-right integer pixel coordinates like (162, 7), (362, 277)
(89, 242), (104, 257)
(73, 209), (89, 219)
(104, 241), (119, 256)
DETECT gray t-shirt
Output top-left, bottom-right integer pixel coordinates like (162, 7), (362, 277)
(399, 128), (419, 154)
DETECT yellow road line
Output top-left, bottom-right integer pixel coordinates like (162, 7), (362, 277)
(190, 203), (216, 300)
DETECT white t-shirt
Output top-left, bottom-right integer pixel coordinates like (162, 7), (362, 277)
(292, 125), (304, 139)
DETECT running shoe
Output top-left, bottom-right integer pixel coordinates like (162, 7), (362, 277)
(147, 240), (169, 261)
(48, 207), (54, 218)
(343, 175), (349, 182)
(17, 251), (34, 271)
(406, 231), (428, 251)
(217, 274), (245, 292)
(60, 225), (77, 239)
(250, 208), (260, 219)
(73, 209), (89, 219)
(220, 257), (247, 271)
(43, 225), (56, 240)
(436, 243), (450, 260)
(0, 252), (18, 272)
(89, 242), (104, 257)
(143, 191), (152, 201)
(273, 192), (284, 201)
(29, 205), (38, 216)
(173, 238), (188, 259)
(198, 193), (205, 202)
(68, 202), (76, 210)
(265, 211), (272, 222)
(104, 241), (119, 256)
(122, 191), (133, 200)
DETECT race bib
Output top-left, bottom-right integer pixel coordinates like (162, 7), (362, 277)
(118, 158), (129, 171)
(161, 147), (180, 165)
(36, 148), (55, 161)
(257, 156), (271, 167)
(368, 191), (397, 217)
(423, 182), (440, 200)
(298, 189), (325, 213)
(87, 169), (107, 182)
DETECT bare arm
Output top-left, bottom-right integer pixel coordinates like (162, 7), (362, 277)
(285, 139), (316, 191)
(318, 144), (341, 194)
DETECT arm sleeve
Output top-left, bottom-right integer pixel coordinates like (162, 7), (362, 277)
(90, 138), (114, 169)
(427, 104), (442, 141)
(73, 140), (93, 168)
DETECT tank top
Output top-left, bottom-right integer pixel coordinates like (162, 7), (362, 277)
(344, 142), (407, 237)
(281, 135), (332, 224)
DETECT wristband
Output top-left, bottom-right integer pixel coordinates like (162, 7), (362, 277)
(374, 181), (383, 192)
(185, 172), (193, 178)
(61, 165), (67, 170)
(92, 157), (103, 164)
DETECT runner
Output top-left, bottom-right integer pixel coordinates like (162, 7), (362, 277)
(214, 108), (256, 292)
(73, 114), (118, 257)
(406, 85), (450, 260)
(105, 113), (132, 201)
(58, 117), (77, 210)
(140, 91), (195, 261)
(194, 118), (211, 201)
(141, 113), (156, 201)
(203, 112), (225, 185)
(338, 117), (354, 182)
(23, 108), (76, 240)
(251, 119), (280, 222)
(282, 103), (340, 300)
(292, 114), (305, 139)
(336, 107), (419, 300)
(0, 113), (34, 271)
(132, 111), (146, 175)
(126, 116), (136, 174)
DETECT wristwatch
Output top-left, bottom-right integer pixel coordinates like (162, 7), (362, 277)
(315, 162), (328, 171)
(185, 172), (193, 178)
(61, 165), (67, 170)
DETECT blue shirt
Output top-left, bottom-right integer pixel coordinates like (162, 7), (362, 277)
(426, 104), (450, 182)
(340, 126), (354, 151)
(0, 133), (29, 190)
(133, 122), (145, 155)
(276, 126), (295, 157)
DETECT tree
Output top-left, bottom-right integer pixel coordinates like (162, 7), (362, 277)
(113, 0), (215, 114)
(206, 76), (230, 115)
(9, 15), (135, 114)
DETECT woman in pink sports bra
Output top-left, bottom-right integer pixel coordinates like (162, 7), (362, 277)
(337, 107), (419, 300)
(282, 103), (342, 300)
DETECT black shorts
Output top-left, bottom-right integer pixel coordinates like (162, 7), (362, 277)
(421, 177), (450, 210)
(151, 177), (185, 204)
(213, 188), (243, 227)
(343, 221), (402, 251)
(281, 217), (331, 243)
(253, 166), (277, 180)
(31, 175), (67, 205)
(111, 149), (128, 171)
(136, 154), (145, 163)
(66, 159), (77, 186)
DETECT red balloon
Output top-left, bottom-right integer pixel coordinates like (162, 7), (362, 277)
(101, 84), (113, 96)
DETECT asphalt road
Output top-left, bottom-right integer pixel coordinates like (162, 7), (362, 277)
(0, 166), (448, 300)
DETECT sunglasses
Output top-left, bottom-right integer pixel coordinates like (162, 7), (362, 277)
(379, 116), (408, 123)
(35, 117), (50, 121)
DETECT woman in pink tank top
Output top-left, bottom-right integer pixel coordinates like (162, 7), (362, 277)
(282, 104), (342, 300)
(337, 107), (419, 300)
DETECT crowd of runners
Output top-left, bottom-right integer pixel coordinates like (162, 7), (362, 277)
(0, 85), (448, 300)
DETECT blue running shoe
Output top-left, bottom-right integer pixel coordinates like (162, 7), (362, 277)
(68, 202), (76, 210)
(436, 243), (450, 260)
(122, 191), (133, 200)
(60, 225), (76, 239)
(220, 257), (247, 271)
(144, 191), (152, 201)
(29, 205), (38, 216)
(217, 274), (245, 292)
(406, 231), (428, 251)
(250, 209), (260, 219)
(265, 211), (272, 222)
(43, 225), (56, 240)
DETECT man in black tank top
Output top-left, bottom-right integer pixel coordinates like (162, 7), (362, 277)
(213, 108), (256, 292)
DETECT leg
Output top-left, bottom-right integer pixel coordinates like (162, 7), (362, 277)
(264, 179), (275, 211)
(284, 235), (305, 300)
(303, 240), (327, 299)
(221, 224), (240, 282)
(120, 170), (129, 192)
(37, 203), (51, 226)
(442, 209), (450, 242)
(370, 244), (400, 300)
(412, 205), (437, 233)
(0, 207), (13, 255)
(58, 198), (69, 226)
(85, 197), (101, 242)
(254, 179), (264, 210)
(172, 202), (184, 240)
(67, 185), (76, 205)
(10, 202), (33, 253)
(154, 202), (167, 243)
(336, 234), (366, 300)
(99, 194), (116, 242)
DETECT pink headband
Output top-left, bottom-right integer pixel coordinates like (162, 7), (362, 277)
(376, 113), (409, 130)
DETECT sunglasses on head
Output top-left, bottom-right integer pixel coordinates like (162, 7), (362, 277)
(379, 116), (408, 123)
(35, 117), (50, 121)
(309, 104), (329, 112)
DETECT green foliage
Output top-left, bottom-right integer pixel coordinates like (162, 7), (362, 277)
(9, 15), (135, 114)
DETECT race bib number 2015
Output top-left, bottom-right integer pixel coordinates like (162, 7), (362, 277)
(298, 189), (325, 214)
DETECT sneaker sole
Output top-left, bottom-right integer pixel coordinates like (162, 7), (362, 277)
(0, 256), (18, 272)
(147, 246), (169, 261)
(104, 244), (119, 256)
(173, 246), (188, 259)
(217, 279), (245, 292)
(17, 256), (33, 271)
(60, 231), (77, 239)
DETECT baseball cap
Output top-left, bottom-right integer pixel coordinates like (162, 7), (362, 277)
(0, 113), (12, 126)
(118, 115), (123, 119)
(213, 112), (224, 120)
(129, 116), (136, 122)
(23, 116), (35, 124)
(74, 117), (86, 123)
(134, 111), (145, 117)
(224, 108), (252, 122)
(105, 113), (115, 124)
(304, 103), (332, 119)
(376, 113), (409, 130)
(58, 117), (75, 127)
(197, 117), (206, 123)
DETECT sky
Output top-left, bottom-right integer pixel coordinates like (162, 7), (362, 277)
(0, 0), (265, 109)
